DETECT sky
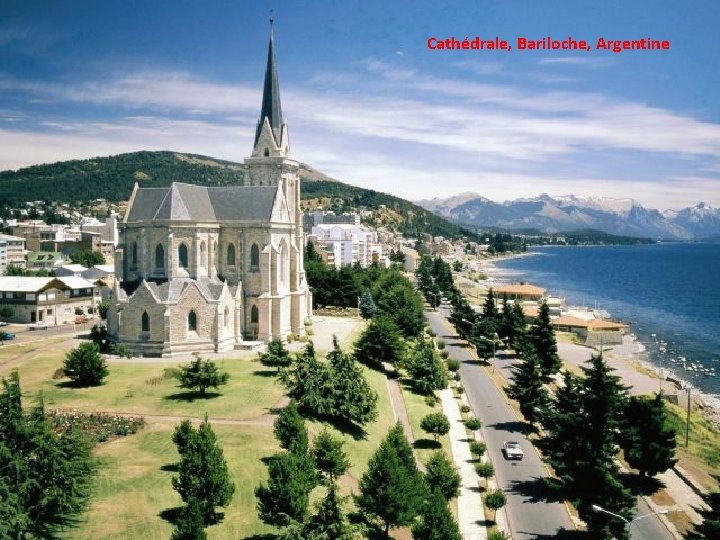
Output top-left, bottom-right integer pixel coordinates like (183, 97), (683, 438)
(1, 0), (719, 210)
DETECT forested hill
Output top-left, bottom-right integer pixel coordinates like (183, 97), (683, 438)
(0, 151), (480, 241)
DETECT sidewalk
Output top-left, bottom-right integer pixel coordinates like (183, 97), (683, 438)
(440, 388), (486, 540)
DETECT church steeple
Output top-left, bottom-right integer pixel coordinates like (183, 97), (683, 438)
(254, 20), (284, 148)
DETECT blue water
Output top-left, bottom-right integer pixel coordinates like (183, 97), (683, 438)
(494, 243), (720, 394)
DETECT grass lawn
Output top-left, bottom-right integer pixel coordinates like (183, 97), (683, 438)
(14, 353), (285, 421)
(63, 422), (279, 540)
(399, 379), (451, 465)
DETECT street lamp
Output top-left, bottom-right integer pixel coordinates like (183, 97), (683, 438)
(428, 292), (440, 311)
(591, 504), (668, 527)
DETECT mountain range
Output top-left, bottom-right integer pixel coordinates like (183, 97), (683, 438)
(416, 193), (720, 241)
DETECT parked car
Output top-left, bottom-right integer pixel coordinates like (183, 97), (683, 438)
(0, 332), (16, 341)
(502, 441), (524, 460)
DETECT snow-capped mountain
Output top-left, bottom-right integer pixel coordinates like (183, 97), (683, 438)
(415, 194), (720, 240)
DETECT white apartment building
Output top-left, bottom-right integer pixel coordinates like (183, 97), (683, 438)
(0, 234), (26, 275)
(309, 224), (383, 269)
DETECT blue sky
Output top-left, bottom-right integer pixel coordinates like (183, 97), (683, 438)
(1, 0), (719, 209)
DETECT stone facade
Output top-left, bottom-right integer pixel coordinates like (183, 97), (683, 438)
(106, 29), (311, 357)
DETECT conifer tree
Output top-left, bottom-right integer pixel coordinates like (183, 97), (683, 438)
(175, 358), (229, 396)
(301, 483), (355, 540)
(424, 451), (461, 501)
(256, 450), (318, 526)
(327, 337), (378, 426)
(63, 341), (109, 386)
(620, 394), (677, 477)
(356, 424), (426, 535)
(358, 288), (377, 319)
(530, 301), (561, 378)
(274, 400), (309, 454)
(259, 338), (292, 373)
(313, 431), (350, 482)
(507, 349), (548, 424)
(170, 498), (208, 540)
(354, 315), (405, 368)
(482, 288), (498, 320)
(172, 417), (235, 524)
(411, 490), (462, 540)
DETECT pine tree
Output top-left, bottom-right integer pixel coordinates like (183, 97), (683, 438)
(63, 341), (109, 386)
(172, 417), (235, 524)
(424, 451), (461, 501)
(327, 337), (378, 426)
(507, 349), (548, 424)
(313, 431), (350, 482)
(620, 394), (677, 477)
(170, 498), (208, 540)
(530, 301), (561, 378)
(301, 483), (355, 540)
(358, 288), (377, 319)
(175, 358), (229, 396)
(172, 419), (194, 456)
(256, 450), (318, 526)
(356, 425), (426, 535)
(274, 401), (309, 454)
(411, 490), (462, 540)
(482, 288), (498, 320)
(353, 315), (405, 369)
(259, 338), (292, 373)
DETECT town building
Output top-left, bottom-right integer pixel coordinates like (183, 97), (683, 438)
(308, 223), (383, 268)
(107, 26), (312, 356)
(0, 233), (26, 275)
(0, 276), (100, 325)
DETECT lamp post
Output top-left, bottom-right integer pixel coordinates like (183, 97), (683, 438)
(591, 503), (668, 530)
(429, 292), (440, 311)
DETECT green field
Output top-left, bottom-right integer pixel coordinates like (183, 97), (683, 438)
(14, 353), (285, 421)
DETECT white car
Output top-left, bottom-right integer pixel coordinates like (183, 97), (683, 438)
(502, 441), (524, 460)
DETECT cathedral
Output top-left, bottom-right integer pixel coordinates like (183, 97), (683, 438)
(107, 27), (312, 356)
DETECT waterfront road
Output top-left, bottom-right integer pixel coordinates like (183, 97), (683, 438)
(426, 307), (672, 540)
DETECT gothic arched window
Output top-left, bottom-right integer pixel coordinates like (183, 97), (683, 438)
(227, 243), (236, 266)
(251, 305), (259, 324)
(155, 244), (164, 269)
(141, 311), (150, 332)
(200, 241), (207, 269)
(250, 244), (260, 271)
(178, 243), (188, 269)
(188, 310), (197, 332)
(132, 242), (138, 265)
(279, 241), (288, 286)
(224, 306), (230, 329)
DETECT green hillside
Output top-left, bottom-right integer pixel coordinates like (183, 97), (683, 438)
(0, 151), (479, 241)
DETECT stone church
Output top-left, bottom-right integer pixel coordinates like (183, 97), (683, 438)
(107, 28), (312, 356)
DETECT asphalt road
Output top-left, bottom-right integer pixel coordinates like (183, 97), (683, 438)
(427, 307), (672, 540)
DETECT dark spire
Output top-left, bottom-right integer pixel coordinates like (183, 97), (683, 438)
(254, 18), (284, 147)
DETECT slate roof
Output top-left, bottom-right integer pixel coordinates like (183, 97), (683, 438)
(144, 277), (225, 303)
(125, 183), (279, 223)
(255, 27), (284, 147)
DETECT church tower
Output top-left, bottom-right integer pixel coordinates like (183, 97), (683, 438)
(244, 21), (309, 338)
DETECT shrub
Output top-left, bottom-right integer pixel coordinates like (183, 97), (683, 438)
(454, 384), (464, 395)
(440, 350), (450, 359)
(424, 394), (438, 407)
(454, 372), (462, 381)
(446, 359), (460, 371)
(465, 418), (481, 431)
(427, 328), (436, 337)
(436, 339), (446, 350)
(469, 440), (486, 456)
(487, 531), (509, 540)
(475, 461), (494, 478)
(460, 404), (471, 414)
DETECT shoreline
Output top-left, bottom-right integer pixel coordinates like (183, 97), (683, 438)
(475, 252), (720, 426)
